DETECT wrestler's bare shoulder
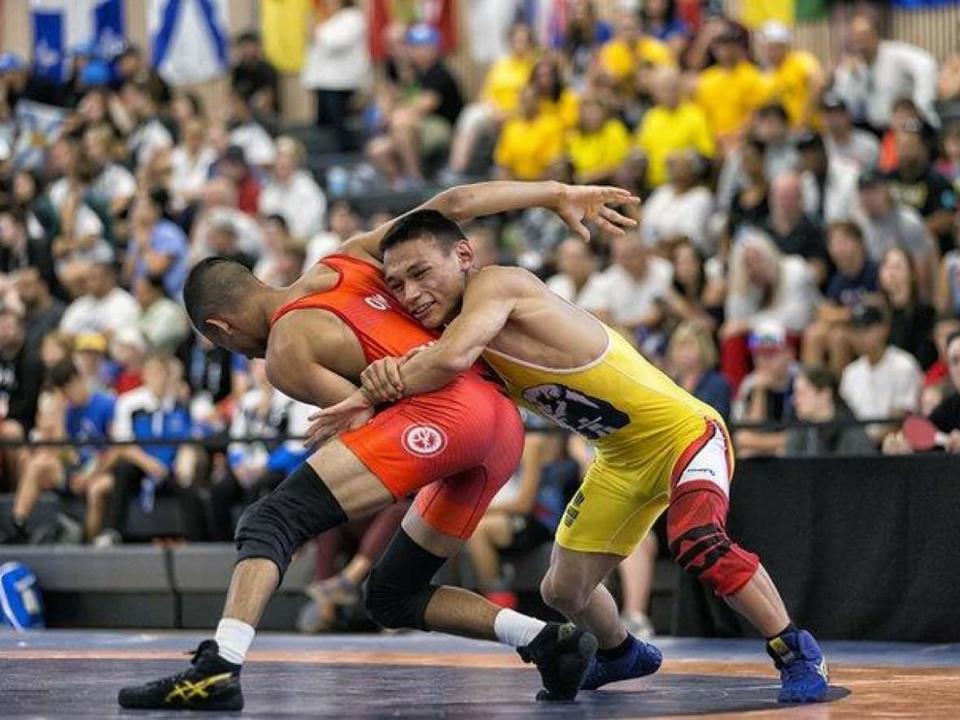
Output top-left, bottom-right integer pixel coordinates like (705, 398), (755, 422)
(468, 265), (543, 299)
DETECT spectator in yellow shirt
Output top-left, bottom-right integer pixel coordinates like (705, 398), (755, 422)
(758, 21), (825, 130)
(443, 23), (537, 182)
(566, 95), (632, 184)
(598, 7), (674, 87)
(696, 29), (769, 151)
(493, 85), (564, 181)
(530, 57), (580, 129)
(637, 65), (715, 188)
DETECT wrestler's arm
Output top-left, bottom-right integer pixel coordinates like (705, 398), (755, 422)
(342, 182), (638, 261)
(371, 268), (523, 399)
(265, 315), (359, 407)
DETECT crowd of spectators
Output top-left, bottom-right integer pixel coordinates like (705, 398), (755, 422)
(2, 0), (960, 633)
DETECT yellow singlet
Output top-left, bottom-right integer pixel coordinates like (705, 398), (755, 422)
(483, 325), (729, 556)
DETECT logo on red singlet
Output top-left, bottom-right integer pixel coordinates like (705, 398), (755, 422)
(402, 424), (447, 456)
(365, 294), (390, 310)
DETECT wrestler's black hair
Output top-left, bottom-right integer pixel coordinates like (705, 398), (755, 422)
(182, 256), (257, 331)
(379, 209), (468, 255)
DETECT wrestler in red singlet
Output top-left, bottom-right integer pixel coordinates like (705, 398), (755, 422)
(270, 253), (524, 539)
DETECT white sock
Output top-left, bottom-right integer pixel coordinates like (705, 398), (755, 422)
(214, 618), (255, 665)
(494, 609), (547, 648)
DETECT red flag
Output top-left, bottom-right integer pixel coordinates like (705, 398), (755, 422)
(368, 0), (457, 61)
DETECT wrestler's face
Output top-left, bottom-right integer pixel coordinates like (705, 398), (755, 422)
(384, 236), (472, 329)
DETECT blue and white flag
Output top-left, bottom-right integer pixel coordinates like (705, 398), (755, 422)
(149, 0), (229, 86)
(12, 100), (69, 170)
(30, 0), (125, 83)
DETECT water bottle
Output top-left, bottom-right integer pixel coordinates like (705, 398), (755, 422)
(139, 477), (160, 514)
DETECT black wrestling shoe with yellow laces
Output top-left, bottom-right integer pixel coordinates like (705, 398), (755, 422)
(118, 639), (243, 711)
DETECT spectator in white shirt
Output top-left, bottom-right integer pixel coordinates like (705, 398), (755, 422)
(641, 149), (714, 254)
(259, 136), (327, 241)
(119, 81), (174, 167)
(545, 237), (600, 305)
(227, 90), (276, 168)
(840, 298), (923, 441)
(580, 233), (673, 343)
(796, 132), (859, 226)
(820, 93), (879, 171)
(832, 12), (939, 130)
(169, 117), (217, 211)
(60, 260), (140, 339)
(190, 179), (265, 262)
(301, 0), (370, 152)
(83, 124), (137, 218)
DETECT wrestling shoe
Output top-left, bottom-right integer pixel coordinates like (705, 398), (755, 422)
(766, 628), (829, 703)
(517, 622), (598, 702)
(118, 639), (243, 711)
(581, 634), (663, 690)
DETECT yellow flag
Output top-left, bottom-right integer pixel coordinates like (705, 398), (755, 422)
(260, 0), (311, 73)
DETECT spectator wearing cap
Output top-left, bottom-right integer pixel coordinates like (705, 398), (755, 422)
(832, 12), (939, 131)
(641, 149), (714, 254)
(763, 171), (829, 283)
(126, 187), (188, 299)
(635, 64), (714, 189)
(732, 320), (797, 458)
(227, 90), (277, 168)
(878, 246), (936, 369)
(2, 359), (116, 545)
(443, 22), (537, 183)
(885, 125), (957, 255)
(797, 131), (859, 226)
(821, 93), (879, 171)
(60, 260), (139, 338)
(134, 274), (190, 355)
(840, 298), (923, 442)
(73, 332), (112, 394)
(802, 221), (878, 376)
(302, 1), (369, 152)
(231, 31), (280, 116)
(365, 24), (464, 189)
(717, 104), (795, 213)
(786, 365), (876, 457)
(721, 230), (819, 389)
(259, 136), (326, 239)
(695, 27), (768, 150)
(854, 170), (937, 301)
(757, 21), (825, 130)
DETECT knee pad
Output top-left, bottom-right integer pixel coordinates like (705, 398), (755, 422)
(363, 529), (445, 630)
(235, 463), (348, 578)
(667, 482), (759, 597)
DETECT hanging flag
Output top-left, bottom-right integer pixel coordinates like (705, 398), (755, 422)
(12, 100), (68, 170)
(260, 0), (311, 73)
(29, 0), (125, 83)
(369, 0), (457, 61)
(149, 0), (229, 86)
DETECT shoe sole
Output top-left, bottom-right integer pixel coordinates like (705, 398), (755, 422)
(536, 631), (599, 702)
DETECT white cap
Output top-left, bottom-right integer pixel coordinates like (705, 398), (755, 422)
(760, 21), (792, 44)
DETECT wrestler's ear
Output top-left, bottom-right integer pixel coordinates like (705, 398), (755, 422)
(454, 238), (474, 270)
(205, 318), (231, 336)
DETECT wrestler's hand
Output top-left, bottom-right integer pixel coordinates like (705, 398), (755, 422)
(304, 391), (374, 451)
(360, 356), (406, 404)
(553, 184), (640, 241)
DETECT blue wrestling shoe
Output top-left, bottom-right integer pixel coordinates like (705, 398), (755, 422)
(580, 634), (663, 690)
(766, 628), (829, 703)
